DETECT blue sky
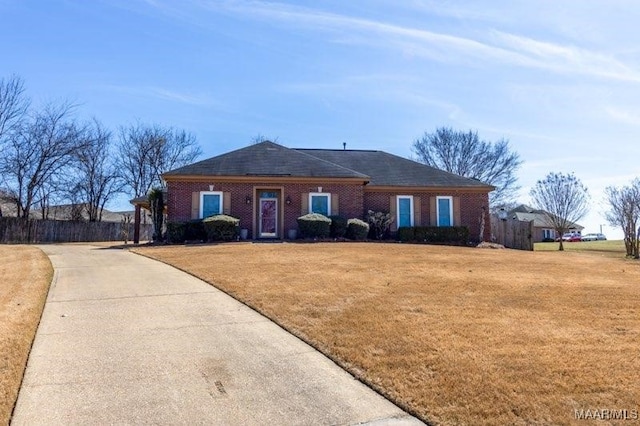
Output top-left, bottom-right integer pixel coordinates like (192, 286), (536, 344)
(2, 0), (639, 238)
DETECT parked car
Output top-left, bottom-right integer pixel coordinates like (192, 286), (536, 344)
(557, 232), (582, 242)
(581, 233), (607, 241)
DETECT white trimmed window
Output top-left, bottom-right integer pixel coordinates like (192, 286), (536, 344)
(543, 229), (555, 240)
(309, 193), (331, 216)
(396, 195), (414, 228)
(436, 196), (453, 226)
(200, 191), (223, 218)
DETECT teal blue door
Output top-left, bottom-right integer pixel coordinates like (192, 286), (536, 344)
(438, 198), (452, 226)
(202, 194), (220, 218)
(398, 198), (412, 227)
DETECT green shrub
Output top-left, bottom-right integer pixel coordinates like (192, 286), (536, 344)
(166, 220), (207, 243)
(328, 215), (347, 238)
(346, 218), (369, 241)
(166, 222), (186, 243)
(203, 214), (240, 242)
(297, 213), (331, 239)
(184, 220), (207, 241)
(397, 226), (469, 245)
(397, 227), (415, 242)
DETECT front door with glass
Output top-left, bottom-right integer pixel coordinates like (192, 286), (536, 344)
(259, 198), (277, 237)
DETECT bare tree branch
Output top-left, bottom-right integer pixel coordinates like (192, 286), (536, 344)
(412, 127), (522, 208)
(250, 134), (278, 144)
(529, 172), (589, 251)
(71, 119), (123, 221)
(605, 179), (640, 258)
(0, 74), (29, 141)
(0, 101), (86, 218)
(117, 122), (202, 197)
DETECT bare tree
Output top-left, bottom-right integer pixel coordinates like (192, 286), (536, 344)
(0, 75), (30, 217)
(0, 74), (29, 141)
(0, 102), (85, 218)
(412, 127), (522, 208)
(250, 134), (278, 144)
(117, 123), (202, 197)
(605, 179), (640, 259)
(71, 119), (122, 221)
(530, 172), (589, 251)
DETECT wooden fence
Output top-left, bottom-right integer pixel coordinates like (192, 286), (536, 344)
(490, 215), (534, 251)
(0, 217), (152, 244)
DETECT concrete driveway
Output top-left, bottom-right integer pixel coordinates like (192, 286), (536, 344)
(12, 244), (422, 425)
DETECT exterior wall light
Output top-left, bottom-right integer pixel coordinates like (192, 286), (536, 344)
(245, 195), (252, 204)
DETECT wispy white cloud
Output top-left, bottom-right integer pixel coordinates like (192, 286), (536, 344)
(171, 0), (640, 83)
(605, 106), (640, 126)
(491, 31), (640, 82)
(398, 0), (512, 24)
(103, 85), (216, 106)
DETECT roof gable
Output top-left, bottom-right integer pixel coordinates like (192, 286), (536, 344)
(164, 141), (369, 179)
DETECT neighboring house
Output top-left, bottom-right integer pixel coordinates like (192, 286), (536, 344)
(509, 204), (584, 242)
(160, 141), (494, 241)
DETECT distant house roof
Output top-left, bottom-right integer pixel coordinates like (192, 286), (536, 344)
(509, 204), (584, 230)
(164, 141), (494, 190)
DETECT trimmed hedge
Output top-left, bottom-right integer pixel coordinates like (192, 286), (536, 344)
(346, 218), (369, 241)
(397, 226), (469, 245)
(396, 226), (415, 242)
(203, 214), (240, 242)
(166, 220), (207, 243)
(297, 213), (331, 239)
(329, 215), (347, 238)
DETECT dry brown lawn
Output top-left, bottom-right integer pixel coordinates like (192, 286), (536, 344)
(133, 242), (640, 425)
(0, 246), (52, 426)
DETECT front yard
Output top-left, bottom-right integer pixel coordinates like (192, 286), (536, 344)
(133, 242), (640, 425)
(0, 246), (52, 425)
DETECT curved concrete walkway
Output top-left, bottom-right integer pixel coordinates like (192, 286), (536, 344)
(12, 244), (422, 425)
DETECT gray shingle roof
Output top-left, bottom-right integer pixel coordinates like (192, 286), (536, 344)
(164, 141), (369, 179)
(509, 205), (584, 229)
(298, 149), (493, 188)
(164, 141), (493, 189)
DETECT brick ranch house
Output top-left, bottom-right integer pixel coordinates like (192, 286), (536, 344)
(153, 141), (494, 241)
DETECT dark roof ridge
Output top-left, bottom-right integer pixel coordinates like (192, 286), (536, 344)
(293, 148), (370, 178)
(296, 148), (380, 153)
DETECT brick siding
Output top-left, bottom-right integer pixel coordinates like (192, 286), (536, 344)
(166, 180), (364, 239)
(167, 180), (490, 241)
(365, 190), (491, 242)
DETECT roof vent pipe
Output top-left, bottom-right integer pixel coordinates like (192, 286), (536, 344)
(343, 142), (346, 150)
